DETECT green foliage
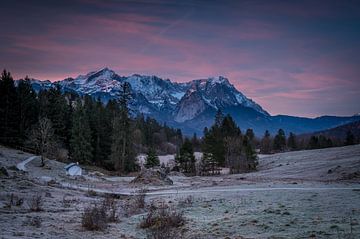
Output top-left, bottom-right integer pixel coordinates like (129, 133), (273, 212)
(287, 132), (297, 151)
(273, 129), (286, 151)
(145, 148), (160, 168)
(345, 130), (355, 146)
(203, 112), (258, 174)
(17, 77), (39, 143)
(0, 70), (20, 144)
(260, 130), (272, 154)
(175, 138), (196, 175)
(308, 135), (333, 149)
(70, 101), (93, 164)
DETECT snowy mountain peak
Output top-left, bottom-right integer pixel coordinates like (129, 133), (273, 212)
(28, 68), (269, 123)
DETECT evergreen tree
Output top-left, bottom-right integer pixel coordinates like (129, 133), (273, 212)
(38, 86), (71, 146)
(175, 138), (196, 175)
(70, 102), (93, 164)
(273, 129), (286, 151)
(145, 148), (160, 168)
(0, 70), (19, 144)
(287, 132), (297, 151)
(308, 136), (319, 149)
(110, 82), (136, 173)
(345, 131), (355, 146)
(243, 135), (258, 170)
(245, 129), (255, 142)
(199, 152), (218, 175)
(260, 130), (272, 154)
(17, 77), (39, 144)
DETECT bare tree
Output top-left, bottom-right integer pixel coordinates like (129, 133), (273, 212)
(27, 117), (55, 166)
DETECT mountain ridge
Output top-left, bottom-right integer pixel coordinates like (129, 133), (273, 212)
(23, 67), (360, 136)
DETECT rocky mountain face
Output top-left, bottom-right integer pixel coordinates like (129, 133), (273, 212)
(27, 68), (360, 136)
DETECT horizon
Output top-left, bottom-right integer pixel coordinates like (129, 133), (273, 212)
(1, 0), (360, 117)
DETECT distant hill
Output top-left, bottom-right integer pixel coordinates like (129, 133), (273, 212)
(299, 120), (360, 142)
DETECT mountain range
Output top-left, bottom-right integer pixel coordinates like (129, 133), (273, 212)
(26, 68), (360, 136)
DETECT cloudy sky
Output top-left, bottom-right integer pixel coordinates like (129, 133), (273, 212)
(1, 0), (360, 117)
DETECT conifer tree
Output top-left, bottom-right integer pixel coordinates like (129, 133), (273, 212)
(260, 130), (272, 154)
(287, 132), (297, 151)
(345, 130), (355, 146)
(175, 138), (196, 175)
(17, 77), (39, 144)
(273, 129), (286, 151)
(145, 148), (160, 168)
(70, 101), (93, 164)
(110, 82), (136, 173)
(0, 70), (19, 144)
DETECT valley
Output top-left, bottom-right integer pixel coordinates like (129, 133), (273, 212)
(1, 145), (360, 238)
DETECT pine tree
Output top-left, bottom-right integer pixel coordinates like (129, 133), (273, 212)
(243, 135), (258, 170)
(145, 148), (160, 168)
(17, 77), (39, 144)
(175, 138), (196, 175)
(110, 82), (136, 173)
(273, 129), (286, 151)
(0, 70), (20, 145)
(287, 132), (297, 151)
(260, 130), (272, 154)
(70, 102), (93, 164)
(345, 131), (355, 146)
(38, 86), (71, 146)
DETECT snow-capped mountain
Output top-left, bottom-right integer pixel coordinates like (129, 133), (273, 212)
(27, 68), (360, 135)
(32, 67), (268, 119)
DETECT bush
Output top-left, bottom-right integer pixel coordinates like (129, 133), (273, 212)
(82, 204), (107, 231)
(135, 188), (147, 209)
(140, 202), (185, 230)
(102, 196), (118, 222)
(28, 194), (43, 212)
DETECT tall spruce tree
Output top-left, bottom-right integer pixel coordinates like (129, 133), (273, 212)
(273, 129), (286, 151)
(260, 130), (272, 154)
(17, 77), (39, 144)
(345, 131), (355, 146)
(0, 70), (19, 144)
(70, 101), (93, 164)
(145, 148), (160, 168)
(287, 132), (297, 151)
(175, 138), (196, 175)
(110, 82), (136, 173)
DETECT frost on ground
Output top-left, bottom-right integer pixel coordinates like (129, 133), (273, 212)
(0, 145), (360, 238)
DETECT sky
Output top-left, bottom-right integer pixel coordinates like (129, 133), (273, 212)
(1, 0), (360, 117)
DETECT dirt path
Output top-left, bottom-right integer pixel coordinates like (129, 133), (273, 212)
(16, 156), (38, 171)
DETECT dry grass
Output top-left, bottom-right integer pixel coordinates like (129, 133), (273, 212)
(140, 202), (185, 238)
(28, 194), (43, 212)
(82, 204), (107, 231)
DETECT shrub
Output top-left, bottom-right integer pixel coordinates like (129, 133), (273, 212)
(82, 204), (107, 231)
(178, 195), (193, 208)
(134, 188), (147, 209)
(102, 196), (118, 222)
(140, 202), (185, 231)
(28, 194), (43, 212)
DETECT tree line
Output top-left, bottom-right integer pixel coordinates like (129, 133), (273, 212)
(0, 70), (183, 173)
(174, 110), (258, 175)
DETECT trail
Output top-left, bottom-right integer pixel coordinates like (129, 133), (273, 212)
(16, 156), (38, 171)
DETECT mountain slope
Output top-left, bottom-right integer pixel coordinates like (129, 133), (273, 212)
(26, 68), (360, 136)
